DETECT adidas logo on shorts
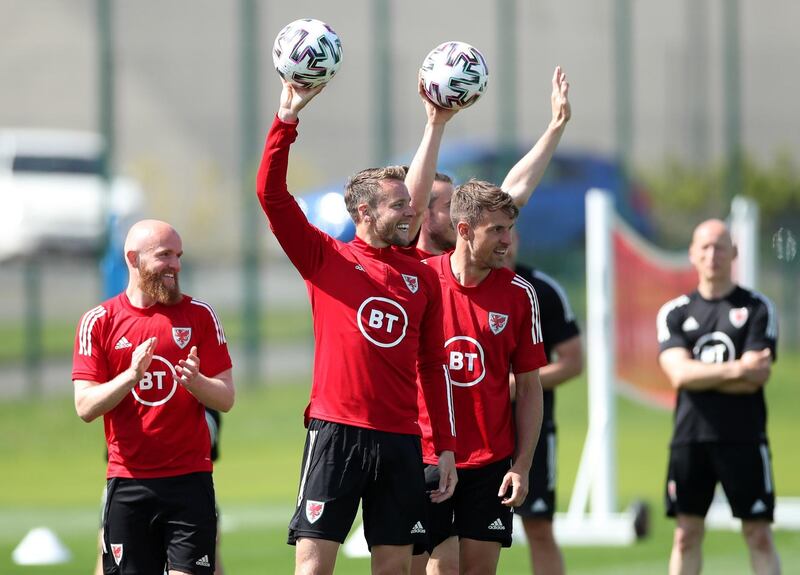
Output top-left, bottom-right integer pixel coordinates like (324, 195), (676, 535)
(487, 518), (505, 531)
(195, 554), (210, 567)
(410, 521), (426, 534)
(751, 499), (767, 514)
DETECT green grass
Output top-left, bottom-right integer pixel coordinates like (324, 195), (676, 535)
(0, 321), (77, 366)
(1, 358), (799, 573)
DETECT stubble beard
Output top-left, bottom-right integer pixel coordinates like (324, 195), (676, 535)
(471, 239), (506, 271)
(428, 225), (456, 253)
(375, 218), (409, 247)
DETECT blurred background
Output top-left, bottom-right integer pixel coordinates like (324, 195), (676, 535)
(0, 1), (798, 572)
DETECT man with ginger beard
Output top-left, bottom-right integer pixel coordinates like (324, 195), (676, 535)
(73, 219), (234, 575)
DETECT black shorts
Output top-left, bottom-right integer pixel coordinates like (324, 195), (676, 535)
(102, 472), (217, 574)
(665, 442), (775, 521)
(288, 419), (428, 550)
(421, 458), (514, 553)
(515, 428), (557, 519)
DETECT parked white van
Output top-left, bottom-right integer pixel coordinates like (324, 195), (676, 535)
(0, 129), (144, 261)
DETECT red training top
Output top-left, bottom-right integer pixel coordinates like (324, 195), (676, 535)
(394, 244), (437, 261)
(418, 253), (547, 468)
(72, 293), (232, 479)
(256, 116), (456, 453)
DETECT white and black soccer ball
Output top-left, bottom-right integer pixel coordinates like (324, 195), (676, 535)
(272, 19), (343, 89)
(420, 41), (489, 110)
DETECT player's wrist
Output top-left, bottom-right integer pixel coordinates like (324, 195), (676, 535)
(435, 450), (455, 463)
(428, 115), (451, 127)
(729, 359), (746, 382)
(510, 457), (533, 475)
(123, 367), (142, 389)
(277, 109), (299, 124)
(180, 372), (201, 391)
(547, 119), (566, 134)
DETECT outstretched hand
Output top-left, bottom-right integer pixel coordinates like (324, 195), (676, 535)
(278, 80), (325, 123)
(550, 66), (571, 130)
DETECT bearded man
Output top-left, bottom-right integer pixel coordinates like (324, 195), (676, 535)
(73, 219), (234, 575)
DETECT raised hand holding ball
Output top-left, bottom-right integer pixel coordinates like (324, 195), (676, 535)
(420, 41), (489, 110)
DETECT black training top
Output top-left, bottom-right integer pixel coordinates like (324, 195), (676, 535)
(515, 265), (581, 430)
(657, 285), (778, 445)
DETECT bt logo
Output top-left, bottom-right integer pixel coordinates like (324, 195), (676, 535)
(131, 355), (178, 406)
(445, 336), (486, 387)
(693, 331), (735, 364)
(357, 297), (408, 348)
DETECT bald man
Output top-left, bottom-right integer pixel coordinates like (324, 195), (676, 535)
(657, 219), (780, 575)
(73, 219), (234, 575)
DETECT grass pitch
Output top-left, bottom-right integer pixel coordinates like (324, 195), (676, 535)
(1, 355), (798, 573)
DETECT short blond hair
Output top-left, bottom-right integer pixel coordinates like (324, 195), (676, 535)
(344, 165), (407, 221)
(450, 179), (518, 228)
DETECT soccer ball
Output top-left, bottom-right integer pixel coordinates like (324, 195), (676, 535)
(272, 19), (343, 89)
(420, 41), (489, 110)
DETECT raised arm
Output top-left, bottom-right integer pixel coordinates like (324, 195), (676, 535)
(256, 80), (330, 278)
(501, 66), (571, 207)
(405, 80), (459, 239)
(276, 79), (325, 124)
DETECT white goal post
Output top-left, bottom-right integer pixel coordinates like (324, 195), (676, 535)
(551, 188), (637, 545)
(575, 189), (800, 538)
(558, 190), (764, 544)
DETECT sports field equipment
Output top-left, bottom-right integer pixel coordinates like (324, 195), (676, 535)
(612, 195), (759, 410)
(560, 191), (762, 545)
(272, 19), (342, 89)
(420, 41), (489, 110)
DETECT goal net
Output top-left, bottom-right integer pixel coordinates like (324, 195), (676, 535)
(613, 219), (696, 409)
(613, 195), (758, 410)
